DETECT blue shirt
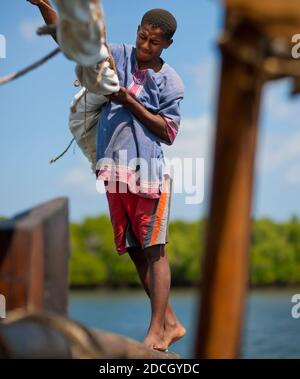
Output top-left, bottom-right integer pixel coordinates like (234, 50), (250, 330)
(96, 43), (184, 198)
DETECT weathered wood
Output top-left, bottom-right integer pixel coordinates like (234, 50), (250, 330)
(0, 311), (181, 359)
(0, 198), (69, 315)
(222, 0), (300, 83)
(225, 0), (300, 25)
(195, 13), (263, 360)
(195, 0), (300, 359)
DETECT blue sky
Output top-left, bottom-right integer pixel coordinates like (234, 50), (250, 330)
(0, 0), (300, 223)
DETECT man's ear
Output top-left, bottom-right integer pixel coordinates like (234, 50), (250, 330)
(137, 25), (141, 34)
(165, 39), (173, 49)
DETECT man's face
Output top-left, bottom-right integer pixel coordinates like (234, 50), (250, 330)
(135, 24), (172, 63)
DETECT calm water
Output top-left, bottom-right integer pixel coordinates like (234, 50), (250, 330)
(69, 288), (300, 358)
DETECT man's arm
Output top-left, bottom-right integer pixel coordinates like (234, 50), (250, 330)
(107, 87), (171, 144)
(27, 0), (58, 41)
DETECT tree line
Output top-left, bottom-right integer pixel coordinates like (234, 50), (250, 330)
(69, 215), (300, 288)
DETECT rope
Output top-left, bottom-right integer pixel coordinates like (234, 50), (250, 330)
(83, 86), (90, 164)
(0, 47), (61, 86)
(0, 2), (58, 87)
(49, 137), (75, 164)
(0, 1), (117, 169)
(50, 1), (118, 168)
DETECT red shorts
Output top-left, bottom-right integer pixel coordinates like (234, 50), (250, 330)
(105, 176), (172, 255)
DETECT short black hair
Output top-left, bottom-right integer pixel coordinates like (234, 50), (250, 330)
(141, 9), (177, 40)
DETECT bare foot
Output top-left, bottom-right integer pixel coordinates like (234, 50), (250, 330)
(143, 332), (169, 352)
(164, 321), (186, 347)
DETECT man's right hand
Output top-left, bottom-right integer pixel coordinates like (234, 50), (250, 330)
(26, 0), (58, 42)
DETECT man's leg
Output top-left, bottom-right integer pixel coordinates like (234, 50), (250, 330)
(142, 244), (169, 350)
(128, 245), (186, 349)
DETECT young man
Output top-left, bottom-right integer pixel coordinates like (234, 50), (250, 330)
(96, 9), (186, 352)
(28, 1), (186, 351)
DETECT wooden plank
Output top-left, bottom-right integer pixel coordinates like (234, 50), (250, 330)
(0, 311), (181, 359)
(0, 198), (69, 315)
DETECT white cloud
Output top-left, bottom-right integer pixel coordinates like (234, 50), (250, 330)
(164, 114), (214, 160)
(61, 157), (98, 195)
(285, 165), (300, 186)
(263, 80), (300, 125)
(253, 79), (300, 189)
(183, 55), (219, 106)
(164, 114), (214, 204)
(258, 131), (300, 174)
(19, 19), (41, 42)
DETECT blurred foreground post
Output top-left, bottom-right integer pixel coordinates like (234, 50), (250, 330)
(195, 0), (300, 358)
(0, 198), (69, 314)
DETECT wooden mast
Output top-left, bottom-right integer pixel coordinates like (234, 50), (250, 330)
(195, 0), (300, 358)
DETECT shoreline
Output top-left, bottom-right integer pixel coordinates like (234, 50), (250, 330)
(69, 283), (300, 291)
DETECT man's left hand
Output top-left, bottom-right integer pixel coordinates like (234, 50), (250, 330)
(106, 86), (132, 105)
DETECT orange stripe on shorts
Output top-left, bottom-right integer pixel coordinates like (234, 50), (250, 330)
(150, 178), (168, 245)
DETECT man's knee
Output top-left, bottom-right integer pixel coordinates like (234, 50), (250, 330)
(127, 246), (144, 261)
(144, 244), (165, 263)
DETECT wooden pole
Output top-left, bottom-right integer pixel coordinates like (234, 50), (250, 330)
(194, 22), (263, 358)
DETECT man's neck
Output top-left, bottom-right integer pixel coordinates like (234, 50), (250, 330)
(137, 58), (163, 73)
